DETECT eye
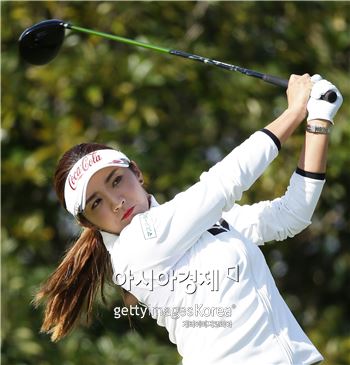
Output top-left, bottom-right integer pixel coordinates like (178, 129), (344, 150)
(112, 175), (122, 187)
(91, 198), (102, 210)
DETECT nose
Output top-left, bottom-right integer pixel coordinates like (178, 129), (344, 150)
(111, 196), (125, 213)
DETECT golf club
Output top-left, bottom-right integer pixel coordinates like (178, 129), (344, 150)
(18, 19), (337, 103)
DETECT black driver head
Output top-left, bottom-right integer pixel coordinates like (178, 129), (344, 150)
(18, 19), (67, 65)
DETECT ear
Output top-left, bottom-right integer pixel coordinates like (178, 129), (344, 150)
(129, 161), (144, 184)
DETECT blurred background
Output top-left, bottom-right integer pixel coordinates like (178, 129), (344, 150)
(1, 2), (350, 364)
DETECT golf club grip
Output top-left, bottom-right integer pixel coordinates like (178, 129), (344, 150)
(262, 74), (288, 88)
(262, 74), (337, 103)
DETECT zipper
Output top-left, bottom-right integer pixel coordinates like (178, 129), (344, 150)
(238, 242), (294, 364)
(257, 287), (294, 364)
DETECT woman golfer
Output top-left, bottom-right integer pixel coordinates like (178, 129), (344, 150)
(35, 74), (342, 364)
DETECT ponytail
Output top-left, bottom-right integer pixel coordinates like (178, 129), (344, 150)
(34, 227), (112, 342)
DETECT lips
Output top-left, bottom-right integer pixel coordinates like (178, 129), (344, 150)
(122, 206), (135, 221)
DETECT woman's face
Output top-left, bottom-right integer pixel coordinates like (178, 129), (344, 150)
(82, 163), (149, 234)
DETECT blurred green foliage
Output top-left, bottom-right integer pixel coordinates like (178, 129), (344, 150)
(1, 2), (350, 364)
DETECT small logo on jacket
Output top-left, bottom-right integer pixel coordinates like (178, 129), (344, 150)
(140, 212), (157, 240)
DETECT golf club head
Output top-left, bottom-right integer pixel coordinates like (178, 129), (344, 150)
(18, 19), (67, 65)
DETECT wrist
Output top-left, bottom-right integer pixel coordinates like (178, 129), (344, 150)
(307, 119), (332, 128)
(306, 119), (332, 135)
(306, 124), (331, 135)
(285, 107), (306, 124)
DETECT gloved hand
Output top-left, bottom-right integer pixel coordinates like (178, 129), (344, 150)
(307, 74), (343, 124)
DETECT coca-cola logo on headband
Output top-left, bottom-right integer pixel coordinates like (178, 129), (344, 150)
(68, 152), (102, 190)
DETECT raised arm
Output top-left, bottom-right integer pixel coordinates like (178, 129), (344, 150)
(223, 75), (343, 245)
(298, 74), (343, 177)
(264, 74), (312, 144)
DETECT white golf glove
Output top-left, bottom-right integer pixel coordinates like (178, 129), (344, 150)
(307, 74), (343, 124)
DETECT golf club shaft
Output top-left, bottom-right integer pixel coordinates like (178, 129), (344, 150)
(68, 23), (336, 102)
(169, 50), (288, 87)
(69, 24), (171, 54)
(69, 24), (287, 87)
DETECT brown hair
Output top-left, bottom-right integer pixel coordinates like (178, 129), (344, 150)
(34, 143), (136, 342)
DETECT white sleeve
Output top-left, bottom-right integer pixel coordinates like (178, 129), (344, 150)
(222, 172), (325, 245)
(118, 131), (279, 272)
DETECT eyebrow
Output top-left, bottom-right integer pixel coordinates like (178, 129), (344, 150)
(85, 168), (119, 207)
(105, 168), (118, 184)
(86, 193), (97, 207)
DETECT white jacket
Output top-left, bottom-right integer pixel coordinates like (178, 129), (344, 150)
(102, 131), (324, 365)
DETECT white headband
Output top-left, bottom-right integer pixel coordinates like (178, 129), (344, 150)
(64, 149), (130, 216)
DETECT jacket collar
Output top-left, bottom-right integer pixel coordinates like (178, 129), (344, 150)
(100, 194), (159, 253)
